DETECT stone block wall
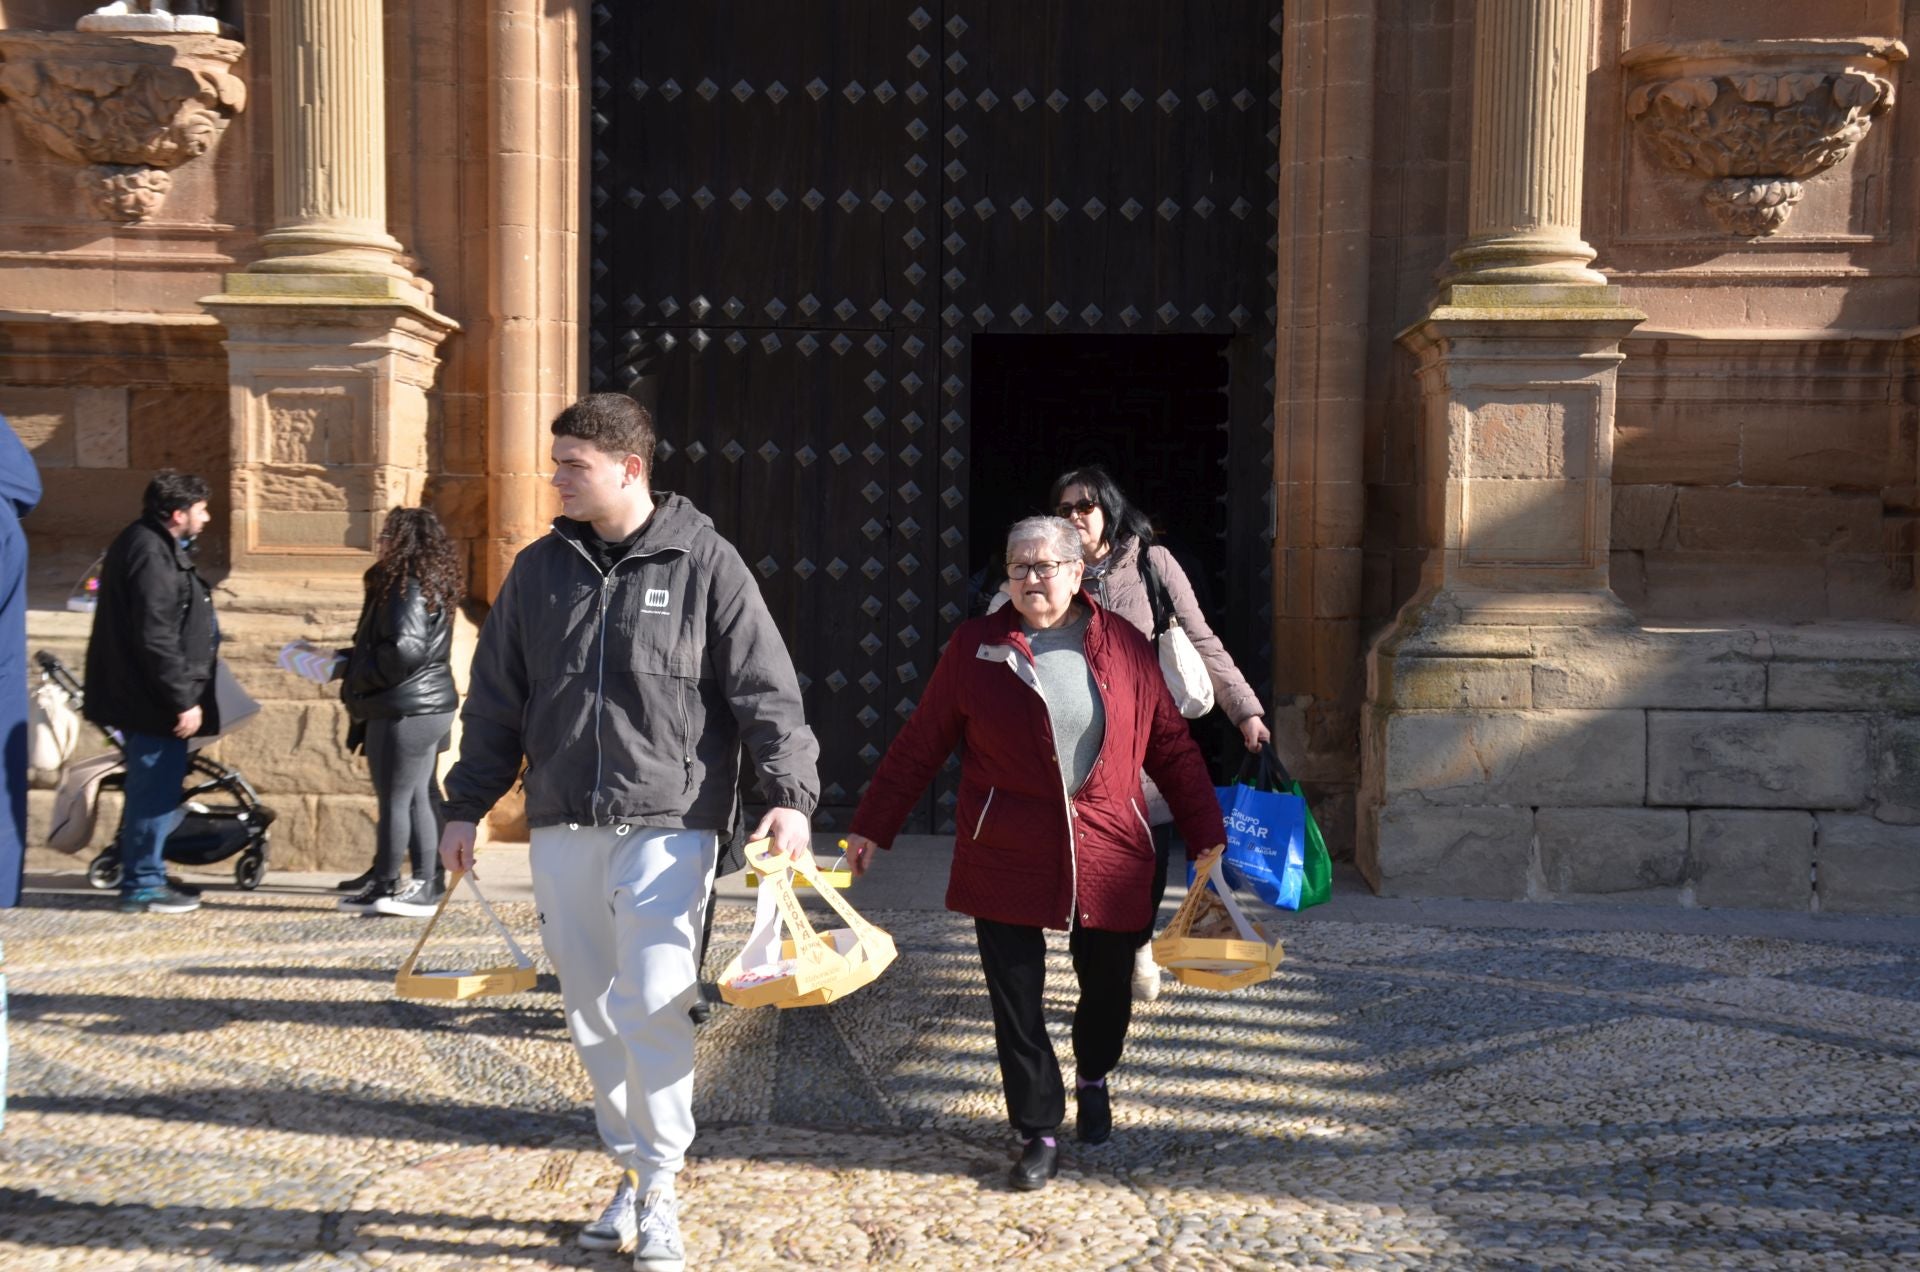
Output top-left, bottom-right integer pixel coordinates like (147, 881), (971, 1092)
(1363, 620), (1920, 914)
(2, 324), (233, 586)
(1609, 337), (1917, 623)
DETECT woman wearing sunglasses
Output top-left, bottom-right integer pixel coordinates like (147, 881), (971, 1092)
(1049, 464), (1271, 1002)
(842, 516), (1225, 1190)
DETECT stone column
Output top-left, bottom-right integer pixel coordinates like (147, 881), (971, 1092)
(1448, 0), (1607, 288)
(202, 0), (454, 593)
(251, 0), (410, 281)
(1360, 0), (1646, 899)
(482, 0), (577, 602)
(1271, 0), (1379, 850)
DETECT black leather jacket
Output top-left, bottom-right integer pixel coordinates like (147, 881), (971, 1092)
(340, 577), (457, 721)
(83, 515), (220, 738)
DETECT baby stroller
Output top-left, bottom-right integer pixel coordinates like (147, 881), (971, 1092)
(37, 651), (278, 891)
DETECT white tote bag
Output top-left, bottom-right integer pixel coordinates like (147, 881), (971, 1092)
(1142, 552), (1214, 719)
(1157, 619), (1215, 719)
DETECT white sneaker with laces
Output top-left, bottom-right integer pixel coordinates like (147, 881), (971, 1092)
(632, 1189), (685, 1271)
(1130, 942), (1162, 1002)
(577, 1172), (638, 1251)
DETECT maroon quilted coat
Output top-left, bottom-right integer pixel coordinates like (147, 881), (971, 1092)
(849, 596), (1226, 932)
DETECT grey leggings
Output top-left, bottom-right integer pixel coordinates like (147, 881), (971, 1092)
(364, 712), (453, 883)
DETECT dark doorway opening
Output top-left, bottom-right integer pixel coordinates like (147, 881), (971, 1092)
(968, 333), (1244, 772)
(969, 334), (1232, 602)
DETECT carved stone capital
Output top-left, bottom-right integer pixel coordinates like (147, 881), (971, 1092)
(0, 29), (245, 222)
(1623, 38), (1908, 236)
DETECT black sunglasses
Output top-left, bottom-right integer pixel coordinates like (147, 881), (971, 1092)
(1055, 498), (1098, 518)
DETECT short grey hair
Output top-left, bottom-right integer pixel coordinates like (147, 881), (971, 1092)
(1005, 515), (1083, 563)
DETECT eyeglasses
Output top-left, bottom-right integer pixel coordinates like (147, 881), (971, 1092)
(1055, 498), (1098, 519)
(1006, 560), (1071, 580)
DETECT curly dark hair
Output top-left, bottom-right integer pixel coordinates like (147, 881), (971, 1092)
(366, 506), (462, 614)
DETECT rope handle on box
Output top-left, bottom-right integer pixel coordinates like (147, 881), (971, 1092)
(397, 869), (535, 978)
(742, 838), (885, 953)
(1165, 845), (1264, 944)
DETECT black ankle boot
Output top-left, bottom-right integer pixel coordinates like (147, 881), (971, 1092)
(1076, 1080), (1111, 1145)
(1009, 1136), (1059, 1191)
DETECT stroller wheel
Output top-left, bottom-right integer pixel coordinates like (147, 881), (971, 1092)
(235, 848), (267, 890)
(87, 851), (123, 890)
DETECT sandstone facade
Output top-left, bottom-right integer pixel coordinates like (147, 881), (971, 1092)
(2, 1), (1915, 910)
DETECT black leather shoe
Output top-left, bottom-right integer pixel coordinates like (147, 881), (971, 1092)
(1076, 1082), (1111, 1145)
(334, 868), (376, 893)
(1009, 1137), (1059, 1191)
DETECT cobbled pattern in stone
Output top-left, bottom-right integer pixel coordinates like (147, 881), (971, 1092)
(2, 891), (1917, 1269)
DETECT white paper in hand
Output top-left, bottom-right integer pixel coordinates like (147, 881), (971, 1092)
(277, 640), (343, 685)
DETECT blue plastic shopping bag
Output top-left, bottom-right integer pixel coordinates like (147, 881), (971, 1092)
(1211, 747), (1312, 911)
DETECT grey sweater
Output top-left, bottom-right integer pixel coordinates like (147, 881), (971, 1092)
(1025, 612), (1105, 794)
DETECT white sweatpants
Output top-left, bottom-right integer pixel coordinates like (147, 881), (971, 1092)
(529, 824), (719, 1193)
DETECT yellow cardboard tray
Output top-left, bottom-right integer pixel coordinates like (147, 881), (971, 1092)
(1150, 847), (1284, 992)
(718, 840), (895, 1009)
(394, 869), (539, 1002)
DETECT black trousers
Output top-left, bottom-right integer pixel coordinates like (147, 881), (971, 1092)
(974, 916), (1146, 1137)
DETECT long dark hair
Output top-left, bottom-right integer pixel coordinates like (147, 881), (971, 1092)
(366, 507), (462, 614)
(1048, 463), (1155, 555)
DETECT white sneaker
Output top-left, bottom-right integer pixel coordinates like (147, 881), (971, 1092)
(577, 1172), (638, 1251)
(633, 1189), (685, 1271)
(1130, 943), (1162, 1002)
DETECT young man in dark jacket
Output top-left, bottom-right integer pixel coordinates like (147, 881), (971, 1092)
(84, 470), (220, 914)
(439, 393), (818, 1270)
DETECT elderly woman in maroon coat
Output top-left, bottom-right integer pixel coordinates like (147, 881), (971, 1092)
(845, 515), (1225, 1192)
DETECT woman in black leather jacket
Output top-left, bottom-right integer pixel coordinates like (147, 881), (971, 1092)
(335, 507), (461, 917)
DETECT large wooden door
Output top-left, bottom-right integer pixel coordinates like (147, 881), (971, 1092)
(587, 2), (1282, 830)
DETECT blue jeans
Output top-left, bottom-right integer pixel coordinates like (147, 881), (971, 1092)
(119, 731), (187, 894)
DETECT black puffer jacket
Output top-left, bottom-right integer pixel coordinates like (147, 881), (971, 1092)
(444, 493), (819, 830)
(83, 515), (220, 738)
(339, 577), (457, 721)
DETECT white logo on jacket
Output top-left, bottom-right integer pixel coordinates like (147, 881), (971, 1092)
(643, 587), (671, 614)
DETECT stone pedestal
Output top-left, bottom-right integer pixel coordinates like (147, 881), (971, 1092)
(1396, 287), (1646, 623)
(199, 0), (454, 586)
(1363, 288), (1645, 895)
(202, 289), (455, 582)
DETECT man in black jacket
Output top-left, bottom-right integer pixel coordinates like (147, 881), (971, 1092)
(84, 470), (220, 914)
(439, 394), (818, 1268)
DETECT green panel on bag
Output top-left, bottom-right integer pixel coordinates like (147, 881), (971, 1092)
(1284, 779), (1334, 909)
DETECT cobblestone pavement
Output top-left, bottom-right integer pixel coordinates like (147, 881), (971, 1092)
(3, 887), (1919, 1270)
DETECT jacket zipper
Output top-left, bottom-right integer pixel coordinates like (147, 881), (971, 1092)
(560, 534), (679, 826)
(1004, 637), (1078, 929)
(678, 681), (694, 792)
(589, 571), (613, 825)
(973, 787), (996, 839)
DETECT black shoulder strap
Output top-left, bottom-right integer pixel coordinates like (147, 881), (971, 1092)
(1139, 545), (1173, 637)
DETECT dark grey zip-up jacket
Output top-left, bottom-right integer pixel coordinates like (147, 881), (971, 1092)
(443, 492), (819, 830)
